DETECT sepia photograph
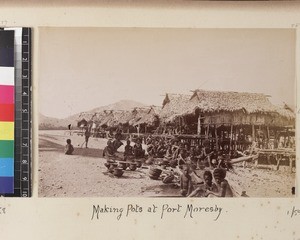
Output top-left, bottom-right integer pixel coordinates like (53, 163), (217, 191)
(38, 27), (296, 198)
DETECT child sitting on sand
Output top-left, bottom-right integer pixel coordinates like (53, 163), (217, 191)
(188, 171), (217, 197)
(206, 168), (233, 197)
(65, 139), (74, 155)
(180, 165), (193, 197)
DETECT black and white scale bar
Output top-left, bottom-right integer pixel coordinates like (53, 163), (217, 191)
(20, 28), (31, 197)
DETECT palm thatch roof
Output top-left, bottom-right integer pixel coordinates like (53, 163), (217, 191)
(187, 90), (279, 114)
(159, 93), (192, 121)
(128, 108), (148, 125)
(133, 106), (160, 126)
(113, 110), (133, 125)
(274, 104), (295, 120)
(77, 112), (97, 122)
(159, 90), (295, 122)
(188, 90), (295, 120)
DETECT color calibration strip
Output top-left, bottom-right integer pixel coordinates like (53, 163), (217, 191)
(0, 28), (31, 197)
(0, 30), (15, 194)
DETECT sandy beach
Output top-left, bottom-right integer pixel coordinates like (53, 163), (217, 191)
(38, 130), (295, 198)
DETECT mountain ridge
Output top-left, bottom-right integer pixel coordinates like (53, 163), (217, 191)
(39, 99), (147, 130)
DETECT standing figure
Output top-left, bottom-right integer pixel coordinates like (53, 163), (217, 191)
(84, 126), (91, 148)
(68, 124), (72, 136)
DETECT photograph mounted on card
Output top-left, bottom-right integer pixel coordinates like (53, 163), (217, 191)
(38, 27), (296, 198)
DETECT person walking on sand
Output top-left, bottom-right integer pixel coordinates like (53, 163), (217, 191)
(68, 124), (72, 136)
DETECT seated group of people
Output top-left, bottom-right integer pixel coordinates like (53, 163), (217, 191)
(143, 136), (237, 197)
(145, 136), (235, 171)
(123, 139), (146, 159)
(103, 138), (145, 160)
(180, 165), (234, 198)
(102, 138), (123, 157)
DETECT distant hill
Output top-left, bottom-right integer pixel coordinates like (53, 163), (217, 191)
(39, 99), (146, 130)
(39, 113), (71, 130)
(89, 99), (146, 112)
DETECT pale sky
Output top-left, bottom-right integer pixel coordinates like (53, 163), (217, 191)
(39, 28), (295, 119)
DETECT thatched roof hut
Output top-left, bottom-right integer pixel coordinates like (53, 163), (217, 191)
(159, 90), (295, 127)
(128, 108), (148, 126)
(77, 112), (97, 122)
(133, 106), (161, 126)
(99, 110), (115, 127)
(187, 90), (278, 114)
(159, 93), (192, 122)
(76, 112), (98, 127)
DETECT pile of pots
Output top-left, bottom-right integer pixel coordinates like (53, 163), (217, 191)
(162, 173), (175, 183)
(104, 159), (143, 178)
(104, 162), (124, 178)
(148, 167), (162, 180)
(117, 160), (142, 171)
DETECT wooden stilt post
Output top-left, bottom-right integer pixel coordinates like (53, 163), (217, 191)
(234, 126), (237, 150)
(179, 117), (182, 134)
(215, 125), (219, 150)
(276, 154), (281, 171)
(266, 125), (270, 149)
(197, 115), (201, 135)
(206, 124), (210, 138)
(289, 155), (293, 173)
(229, 124), (233, 151)
(287, 128), (291, 148)
(254, 155), (259, 169)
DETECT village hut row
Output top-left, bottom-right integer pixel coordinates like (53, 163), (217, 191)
(77, 106), (161, 136)
(76, 89), (295, 150)
(159, 90), (295, 150)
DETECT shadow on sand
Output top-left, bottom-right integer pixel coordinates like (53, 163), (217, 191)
(39, 138), (64, 151)
(141, 183), (181, 197)
(39, 138), (104, 158)
(73, 147), (104, 159)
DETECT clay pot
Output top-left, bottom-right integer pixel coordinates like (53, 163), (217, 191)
(162, 174), (174, 184)
(149, 167), (162, 180)
(149, 174), (159, 180)
(135, 160), (142, 168)
(129, 163), (137, 171)
(118, 162), (127, 170)
(109, 163), (118, 173)
(113, 168), (124, 178)
(104, 163), (111, 169)
(149, 168), (162, 176)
